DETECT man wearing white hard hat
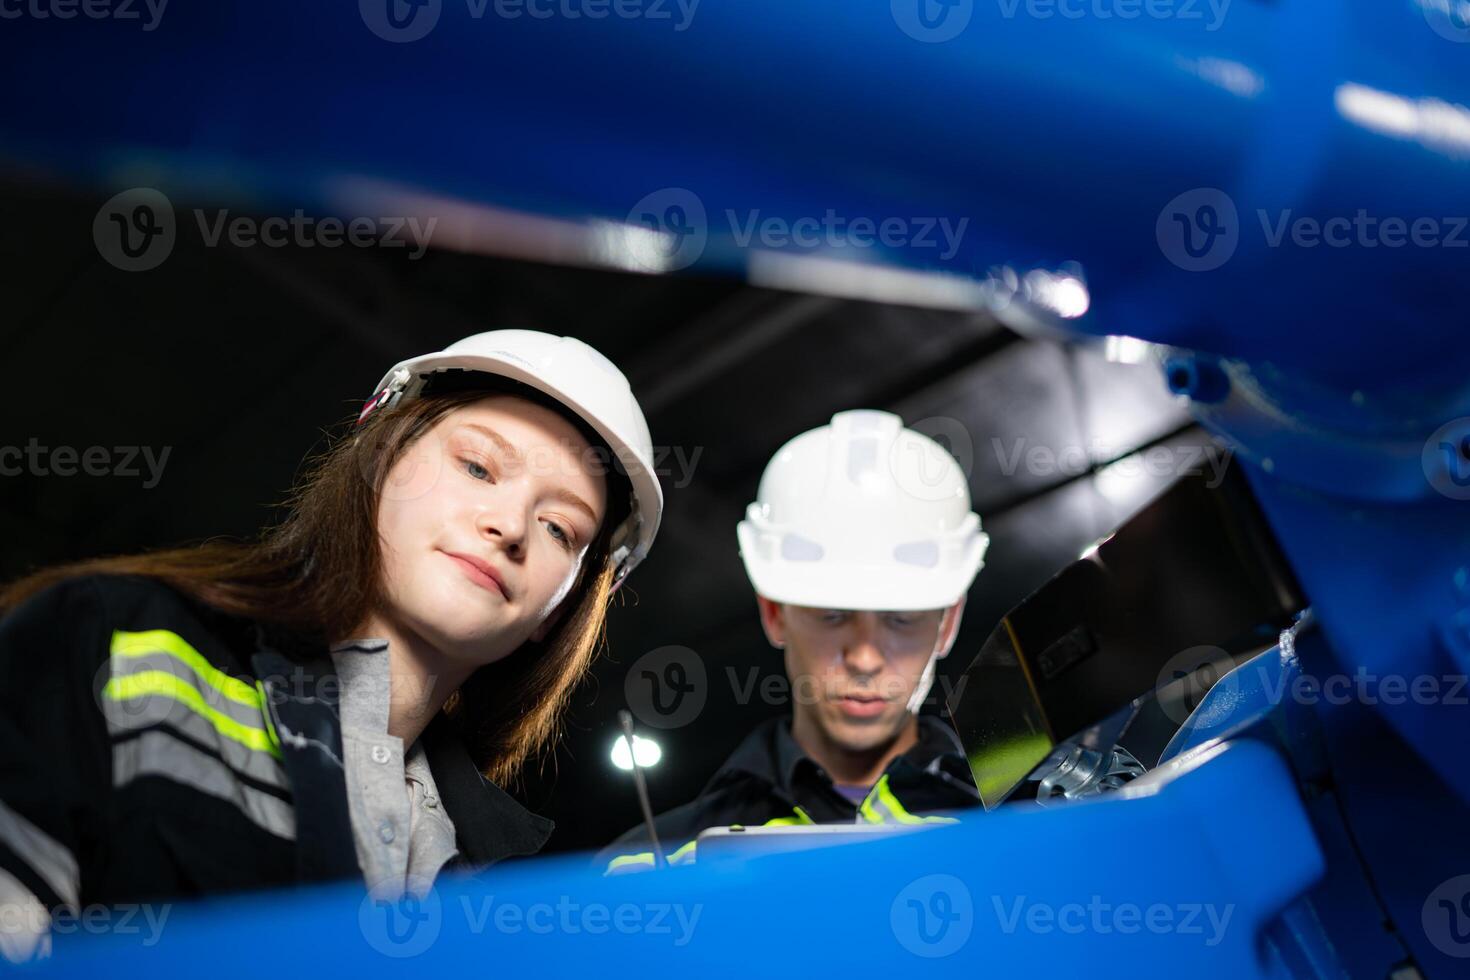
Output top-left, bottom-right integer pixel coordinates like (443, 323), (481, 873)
(601, 410), (985, 873)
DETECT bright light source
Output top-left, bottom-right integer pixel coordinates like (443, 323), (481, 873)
(1335, 81), (1470, 157)
(1023, 270), (1090, 319)
(1176, 56), (1264, 99)
(610, 734), (662, 771)
(1103, 335), (1154, 365)
(590, 220), (681, 274)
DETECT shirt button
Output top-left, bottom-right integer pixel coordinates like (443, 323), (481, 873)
(371, 745), (391, 764)
(379, 822), (396, 843)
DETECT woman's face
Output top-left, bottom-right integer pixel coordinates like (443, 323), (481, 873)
(374, 394), (608, 668)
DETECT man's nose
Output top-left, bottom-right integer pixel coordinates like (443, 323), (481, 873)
(842, 614), (886, 674)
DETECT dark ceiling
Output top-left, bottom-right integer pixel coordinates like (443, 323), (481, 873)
(0, 177), (1216, 855)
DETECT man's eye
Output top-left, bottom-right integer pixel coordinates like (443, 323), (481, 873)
(821, 612), (848, 625)
(887, 615), (915, 629)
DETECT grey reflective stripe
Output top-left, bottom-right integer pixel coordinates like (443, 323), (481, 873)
(113, 731), (297, 840)
(0, 798), (79, 910)
(105, 649), (272, 732)
(110, 699), (291, 793)
(860, 795), (895, 824)
(858, 775), (959, 826)
(0, 866), (51, 962)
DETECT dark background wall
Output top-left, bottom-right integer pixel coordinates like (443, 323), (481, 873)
(0, 179), (1221, 854)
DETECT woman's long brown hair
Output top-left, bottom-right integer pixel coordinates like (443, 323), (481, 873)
(0, 385), (630, 786)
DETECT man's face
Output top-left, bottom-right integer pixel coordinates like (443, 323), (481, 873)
(758, 600), (962, 753)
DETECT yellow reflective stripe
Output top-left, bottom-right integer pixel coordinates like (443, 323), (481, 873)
(102, 671), (281, 759)
(606, 838), (697, 874)
(111, 630), (260, 708)
(867, 774), (960, 826)
(255, 680), (282, 754)
(762, 805), (815, 827)
(604, 806), (815, 874)
(606, 852), (656, 873)
(874, 775), (932, 825)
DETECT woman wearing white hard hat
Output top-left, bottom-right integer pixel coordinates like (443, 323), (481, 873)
(0, 329), (661, 957)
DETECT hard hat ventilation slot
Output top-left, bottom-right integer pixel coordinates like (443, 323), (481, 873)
(893, 540), (940, 568)
(846, 437), (880, 485)
(780, 534), (825, 562)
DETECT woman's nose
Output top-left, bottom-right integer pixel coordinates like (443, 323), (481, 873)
(476, 499), (528, 556)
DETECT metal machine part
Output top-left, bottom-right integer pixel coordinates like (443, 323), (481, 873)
(1032, 744), (1148, 805)
(946, 460), (1305, 809)
(10, 3), (1470, 975)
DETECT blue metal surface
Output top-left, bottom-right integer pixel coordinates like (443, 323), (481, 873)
(5, 2), (1470, 975)
(2, 3), (1469, 390)
(1236, 483), (1470, 977)
(35, 739), (1319, 977)
(1162, 636), (1421, 977)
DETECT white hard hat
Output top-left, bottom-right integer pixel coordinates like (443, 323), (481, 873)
(737, 410), (988, 611)
(359, 329), (662, 591)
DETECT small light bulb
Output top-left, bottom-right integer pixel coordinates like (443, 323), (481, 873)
(610, 734), (662, 771)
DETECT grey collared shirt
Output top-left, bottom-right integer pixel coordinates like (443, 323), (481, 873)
(330, 639), (459, 894)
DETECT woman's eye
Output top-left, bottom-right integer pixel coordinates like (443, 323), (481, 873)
(543, 520), (571, 545)
(462, 458), (491, 481)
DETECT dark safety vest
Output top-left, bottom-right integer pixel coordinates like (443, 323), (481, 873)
(597, 714), (981, 873)
(0, 574), (551, 911)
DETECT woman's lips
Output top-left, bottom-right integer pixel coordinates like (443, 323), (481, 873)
(837, 695), (888, 719)
(443, 551), (508, 599)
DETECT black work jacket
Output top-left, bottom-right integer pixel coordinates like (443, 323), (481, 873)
(598, 714), (980, 872)
(0, 574), (551, 910)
